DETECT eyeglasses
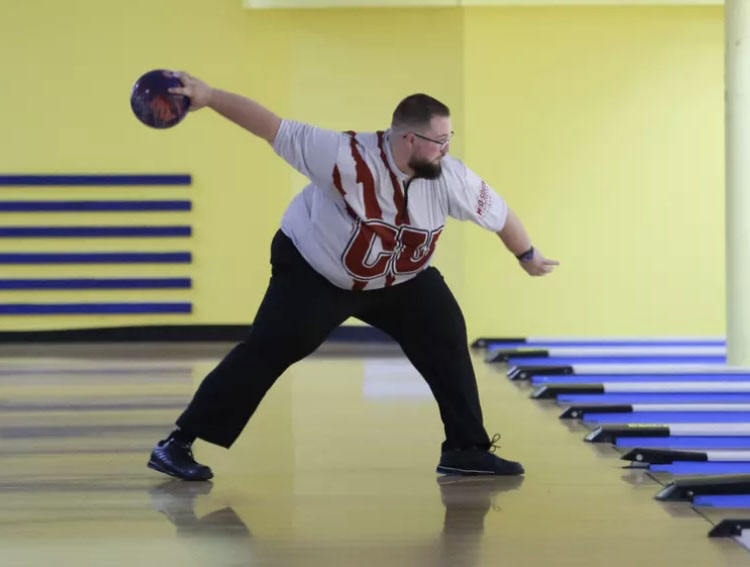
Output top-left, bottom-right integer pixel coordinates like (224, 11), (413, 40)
(412, 131), (454, 150)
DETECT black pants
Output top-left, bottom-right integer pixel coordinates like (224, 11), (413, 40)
(177, 230), (490, 453)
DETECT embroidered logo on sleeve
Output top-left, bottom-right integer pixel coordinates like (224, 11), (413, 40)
(476, 181), (492, 216)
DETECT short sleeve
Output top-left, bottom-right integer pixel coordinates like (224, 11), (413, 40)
(446, 163), (508, 232)
(273, 119), (344, 189)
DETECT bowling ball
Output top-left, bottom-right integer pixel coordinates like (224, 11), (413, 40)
(130, 69), (190, 129)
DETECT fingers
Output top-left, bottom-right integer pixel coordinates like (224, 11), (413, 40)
(168, 71), (191, 94)
(169, 78), (188, 96)
(528, 253), (560, 276)
(172, 71), (190, 83)
(166, 72), (209, 112)
(169, 82), (192, 97)
(524, 261), (557, 276)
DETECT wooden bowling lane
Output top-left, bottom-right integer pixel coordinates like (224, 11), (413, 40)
(0, 344), (747, 566)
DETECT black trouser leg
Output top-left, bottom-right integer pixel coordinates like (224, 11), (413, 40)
(176, 231), (356, 448)
(359, 268), (490, 452)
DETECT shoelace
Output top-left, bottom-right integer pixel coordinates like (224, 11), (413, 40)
(168, 438), (196, 461)
(488, 433), (502, 453)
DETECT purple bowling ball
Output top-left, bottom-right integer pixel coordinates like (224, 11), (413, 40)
(130, 69), (190, 129)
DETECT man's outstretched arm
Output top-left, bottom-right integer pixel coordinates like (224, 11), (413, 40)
(498, 209), (559, 276)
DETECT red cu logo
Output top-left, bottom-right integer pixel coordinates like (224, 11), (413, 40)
(342, 220), (443, 280)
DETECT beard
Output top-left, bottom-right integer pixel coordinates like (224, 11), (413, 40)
(408, 156), (443, 180)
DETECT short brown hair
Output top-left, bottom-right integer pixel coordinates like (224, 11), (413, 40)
(391, 93), (450, 133)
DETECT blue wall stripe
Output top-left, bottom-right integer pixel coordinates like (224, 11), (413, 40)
(0, 303), (192, 314)
(0, 252), (191, 264)
(0, 226), (191, 238)
(0, 175), (191, 186)
(0, 201), (191, 212)
(0, 278), (191, 290)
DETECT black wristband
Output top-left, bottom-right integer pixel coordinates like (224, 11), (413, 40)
(516, 246), (534, 262)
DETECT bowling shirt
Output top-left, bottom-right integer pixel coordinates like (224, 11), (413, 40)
(273, 119), (508, 290)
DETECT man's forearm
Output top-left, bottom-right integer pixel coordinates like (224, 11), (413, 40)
(207, 89), (282, 144)
(497, 209), (532, 256)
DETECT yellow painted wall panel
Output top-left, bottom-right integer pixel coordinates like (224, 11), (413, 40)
(462, 6), (723, 336)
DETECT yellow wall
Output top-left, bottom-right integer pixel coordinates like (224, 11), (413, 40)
(0, 2), (724, 337)
(463, 6), (724, 336)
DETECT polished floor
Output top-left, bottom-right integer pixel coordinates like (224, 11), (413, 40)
(1, 342), (747, 566)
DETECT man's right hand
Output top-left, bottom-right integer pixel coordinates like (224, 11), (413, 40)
(169, 72), (214, 111)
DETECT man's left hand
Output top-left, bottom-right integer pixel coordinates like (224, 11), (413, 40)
(520, 250), (559, 276)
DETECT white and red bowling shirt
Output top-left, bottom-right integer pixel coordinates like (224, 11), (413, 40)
(273, 120), (508, 290)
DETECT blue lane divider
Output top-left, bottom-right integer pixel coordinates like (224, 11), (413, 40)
(556, 393), (750, 404)
(0, 201), (191, 212)
(0, 278), (191, 289)
(615, 436), (750, 449)
(532, 374), (750, 385)
(693, 494), (750, 508)
(0, 303), (191, 314)
(0, 226), (191, 237)
(486, 340), (726, 349)
(651, 462), (750, 474)
(0, 175), (191, 186)
(582, 412), (750, 424)
(510, 355), (725, 365)
(0, 252), (191, 264)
